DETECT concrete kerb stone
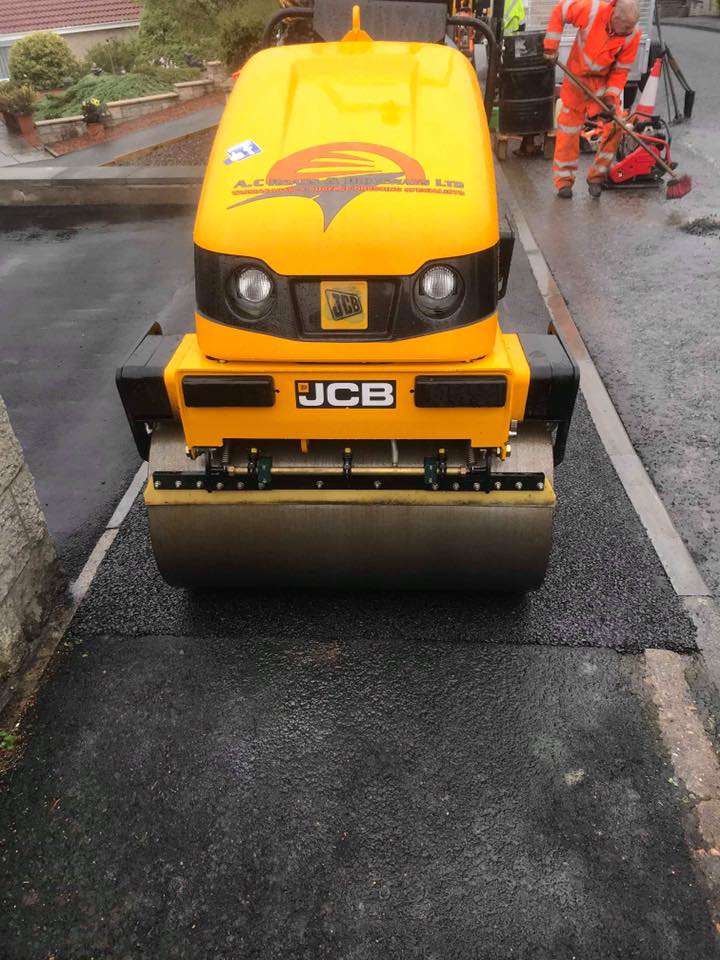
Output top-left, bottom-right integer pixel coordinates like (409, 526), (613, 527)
(104, 125), (218, 167)
(0, 165), (204, 205)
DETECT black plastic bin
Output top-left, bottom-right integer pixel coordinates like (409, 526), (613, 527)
(499, 31), (555, 135)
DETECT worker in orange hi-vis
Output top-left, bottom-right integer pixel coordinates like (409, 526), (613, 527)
(543, 0), (640, 199)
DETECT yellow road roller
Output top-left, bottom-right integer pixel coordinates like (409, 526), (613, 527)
(117, 0), (578, 590)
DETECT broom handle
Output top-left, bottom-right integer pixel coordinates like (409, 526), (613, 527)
(555, 60), (678, 179)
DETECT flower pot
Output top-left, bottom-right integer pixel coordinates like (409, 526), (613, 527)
(85, 121), (105, 141)
(15, 113), (40, 147)
(1, 110), (20, 133)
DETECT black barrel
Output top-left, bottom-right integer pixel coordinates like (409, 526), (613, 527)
(499, 30), (555, 135)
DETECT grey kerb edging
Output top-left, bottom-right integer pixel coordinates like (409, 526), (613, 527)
(0, 394), (64, 687)
(0, 166), (205, 205)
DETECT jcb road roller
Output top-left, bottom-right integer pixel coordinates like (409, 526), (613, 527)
(117, 0), (578, 591)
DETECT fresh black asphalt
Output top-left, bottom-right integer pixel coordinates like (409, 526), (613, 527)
(0, 634), (714, 959)
(0, 206), (713, 958)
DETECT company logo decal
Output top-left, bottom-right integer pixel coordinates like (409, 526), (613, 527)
(320, 280), (368, 330)
(295, 380), (396, 408)
(224, 139), (262, 165)
(326, 289), (362, 322)
(228, 142), (464, 229)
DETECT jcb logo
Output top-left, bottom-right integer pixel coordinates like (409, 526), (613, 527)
(326, 289), (363, 322)
(295, 381), (396, 408)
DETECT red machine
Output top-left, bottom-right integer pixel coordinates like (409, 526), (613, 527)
(606, 115), (674, 188)
(581, 114), (674, 189)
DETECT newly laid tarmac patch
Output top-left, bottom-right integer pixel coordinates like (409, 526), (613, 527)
(71, 396), (695, 652)
(0, 638), (712, 958)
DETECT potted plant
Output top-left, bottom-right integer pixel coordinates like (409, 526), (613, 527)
(81, 97), (108, 139)
(0, 82), (36, 139)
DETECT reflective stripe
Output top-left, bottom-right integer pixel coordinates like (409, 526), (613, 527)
(606, 86), (622, 96)
(613, 64), (631, 72)
(558, 122), (583, 133)
(580, 0), (600, 41)
(582, 49), (606, 72)
(545, 31), (562, 39)
(562, 0), (573, 17)
(553, 159), (579, 168)
(596, 150), (615, 160)
(595, 85), (606, 96)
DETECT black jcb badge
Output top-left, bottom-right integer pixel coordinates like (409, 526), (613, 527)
(326, 289), (363, 322)
(295, 380), (396, 408)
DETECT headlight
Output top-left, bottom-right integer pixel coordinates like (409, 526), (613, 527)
(420, 265), (457, 300)
(237, 267), (272, 303)
(415, 264), (463, 319)
(227, 266), (274, 320)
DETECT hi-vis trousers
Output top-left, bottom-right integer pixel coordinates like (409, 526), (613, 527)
(553, 81), (626, 190)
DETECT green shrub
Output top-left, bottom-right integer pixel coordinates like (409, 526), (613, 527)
(83, 37), (141, 74)
(9, 32), (78, 90)
(218, 8), (264, 70)
(0, 82), (36, 115)
(137, 3), (222, 64)
(33, 72), (172, 120)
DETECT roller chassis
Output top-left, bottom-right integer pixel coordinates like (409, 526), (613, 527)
(115, 0), (580, 591)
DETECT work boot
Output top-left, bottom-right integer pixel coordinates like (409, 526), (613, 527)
(556, 186), (573, 199)
(588, 181), (602, 198)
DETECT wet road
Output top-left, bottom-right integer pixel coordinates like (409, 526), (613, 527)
(504, 25), (720, 599)
(0, 207), (194, 579)
(0, 204), (715, 957)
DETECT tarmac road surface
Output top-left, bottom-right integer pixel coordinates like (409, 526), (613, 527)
(0, 199), (716, 958)
(504, 23), (720, 600)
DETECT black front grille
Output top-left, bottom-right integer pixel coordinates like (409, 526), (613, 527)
(194, 245), (499, 342)
(292, 279), (398, 340)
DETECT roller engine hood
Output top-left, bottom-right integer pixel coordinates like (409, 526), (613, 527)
(194, 40), (499, 277)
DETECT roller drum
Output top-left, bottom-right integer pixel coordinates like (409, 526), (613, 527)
(145, 423), (556, 592)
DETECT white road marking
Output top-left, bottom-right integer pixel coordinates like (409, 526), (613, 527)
(107, 462), (147, 529)
(69, 529), (119, 604)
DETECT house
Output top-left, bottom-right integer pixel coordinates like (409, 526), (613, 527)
(0, 0), (141, 81)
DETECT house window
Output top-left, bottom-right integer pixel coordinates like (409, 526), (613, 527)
(0, 45), (10, 82)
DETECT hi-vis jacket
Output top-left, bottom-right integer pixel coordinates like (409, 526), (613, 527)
(504, 0), (526, 33)
(544, 0), (640, 103)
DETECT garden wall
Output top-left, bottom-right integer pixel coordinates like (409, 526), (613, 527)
(34, 79), (218, 145)
(0, 395), (63, 684)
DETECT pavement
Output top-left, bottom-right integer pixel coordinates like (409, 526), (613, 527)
(0, 198), (716, 958)
(661, 15), (720, 31)
(0, 122), (44, 167)
(16, 104), (224, 168)
(503, 24), (720, 601)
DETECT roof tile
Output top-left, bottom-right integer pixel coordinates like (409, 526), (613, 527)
(0, 0), (141, 37)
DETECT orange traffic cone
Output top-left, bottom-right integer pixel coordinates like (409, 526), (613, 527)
(633, 58), (662, 118)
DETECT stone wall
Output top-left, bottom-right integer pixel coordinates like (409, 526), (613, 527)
(35, 82), (217, 146)
(35, 116), (86, 145)
(0, 395), (63, 682)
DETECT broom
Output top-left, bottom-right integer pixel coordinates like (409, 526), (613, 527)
(555, 60), (692, 200)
